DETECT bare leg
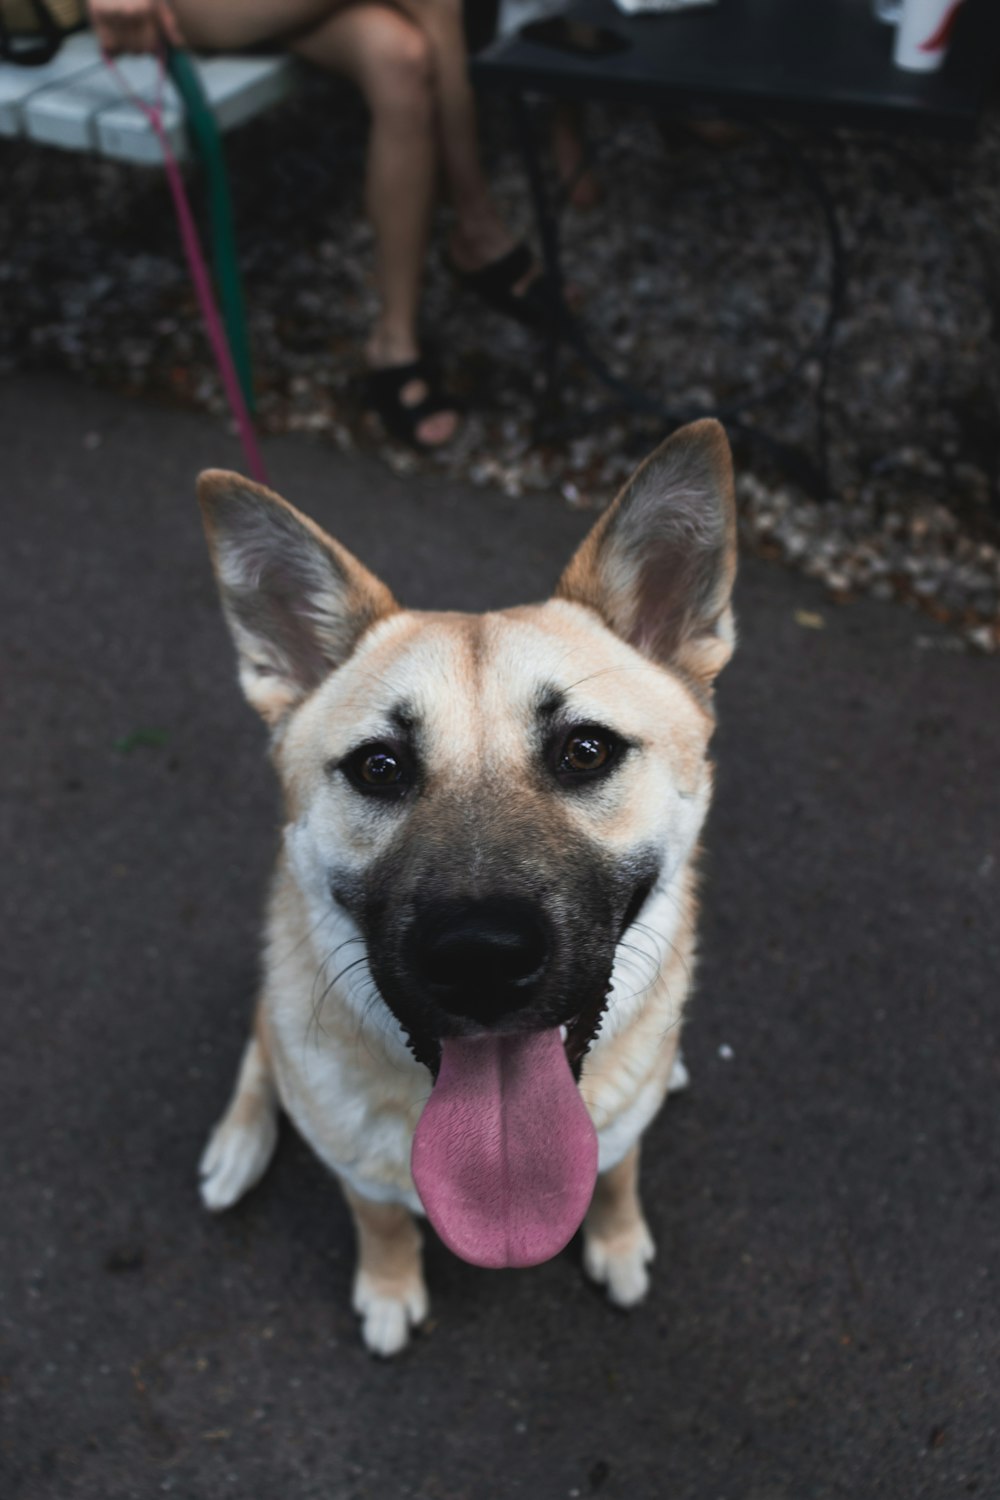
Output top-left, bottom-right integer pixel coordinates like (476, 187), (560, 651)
(291, 7), (458, 444)
(390, 0), (537, 289)
(582, 1143), (656, 1309)
(171, 0), (350, 50)
(341, 1183), (429, 1356)
(173, 0), (458, 445)
(199, 1019), (280, 1211)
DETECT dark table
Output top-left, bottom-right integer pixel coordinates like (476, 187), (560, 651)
(471, 0), (1000, 483)
(473, 0), (1000, 141)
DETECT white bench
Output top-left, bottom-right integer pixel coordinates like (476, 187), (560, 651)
(0, 30), (293, 163)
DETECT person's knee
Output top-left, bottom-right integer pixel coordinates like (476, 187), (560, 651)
(409, 0), (464, 50)
(362, 13), (434, 120)
(417, 0), (463, 27)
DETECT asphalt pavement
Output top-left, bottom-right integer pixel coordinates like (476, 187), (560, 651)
(2, 375), (998, 1500)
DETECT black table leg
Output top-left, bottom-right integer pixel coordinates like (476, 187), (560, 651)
(510, 91), (565, 428)
(508, 95), (843, 493)
(757, 123), (849, 492)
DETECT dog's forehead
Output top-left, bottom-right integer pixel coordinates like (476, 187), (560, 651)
(316, 601), (699, 749)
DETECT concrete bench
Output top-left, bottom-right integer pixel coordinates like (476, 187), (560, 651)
(0, 30), (293, 163)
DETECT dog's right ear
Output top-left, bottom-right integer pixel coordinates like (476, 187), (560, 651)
(555, 419), (737, 695)
(198, 470), (397, 725)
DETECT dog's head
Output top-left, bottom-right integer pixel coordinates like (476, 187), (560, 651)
(198, 420), (736, 1074)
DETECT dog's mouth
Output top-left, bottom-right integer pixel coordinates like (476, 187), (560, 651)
(406, 983), (613, 1273)
(403, 991), (608, 1079)
(562, 984), (615, 1071)
(411, 1024), (600, 1273)
(404, 883), (654, 1273)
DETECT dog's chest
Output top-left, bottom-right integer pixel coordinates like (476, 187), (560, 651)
(266, 989), (430, 1212)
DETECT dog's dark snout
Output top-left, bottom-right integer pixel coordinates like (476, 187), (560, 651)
(410, 898), (549, 1022)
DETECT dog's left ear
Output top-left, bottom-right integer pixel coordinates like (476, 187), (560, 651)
(198, 470), (397, 725)
(555, 419), (737, 693)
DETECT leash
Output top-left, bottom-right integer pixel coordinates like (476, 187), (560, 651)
(101, 43), (269, 486)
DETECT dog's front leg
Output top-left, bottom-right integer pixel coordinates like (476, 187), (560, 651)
(199, 1023), (279, 1212)
(582, 1143), (655, 1309)
(342, 1184), (429, 1357)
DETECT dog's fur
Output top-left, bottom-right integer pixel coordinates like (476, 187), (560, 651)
(197, 419), (737, 1355)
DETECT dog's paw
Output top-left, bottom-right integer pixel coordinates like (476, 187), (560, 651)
(668, 1050), (690, 1093)
(199, 1110), (278, 1213)
(583, 1220), (656, 1310)
(352, 1272), (429, 1358)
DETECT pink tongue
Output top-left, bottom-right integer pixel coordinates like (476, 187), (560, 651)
(411, 1029), (598, 1270)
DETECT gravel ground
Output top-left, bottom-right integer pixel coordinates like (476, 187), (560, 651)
(2, 73), (999, 647)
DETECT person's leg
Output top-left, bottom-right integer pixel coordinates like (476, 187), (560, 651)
(390, 0), (535, 288)
(170, 0), (346, 51)
(291, 7), (457, 444)
(172, 0), (458, 445)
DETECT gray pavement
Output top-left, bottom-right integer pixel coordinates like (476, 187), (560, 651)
(2, 375), (998, 1500)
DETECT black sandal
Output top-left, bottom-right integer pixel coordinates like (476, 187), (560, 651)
(363, 358), (463, 452)
(445, 241), (556, 330)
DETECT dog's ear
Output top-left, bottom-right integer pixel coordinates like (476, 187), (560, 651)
(198, 470), (397, 725)
(555, 419), (737, 692)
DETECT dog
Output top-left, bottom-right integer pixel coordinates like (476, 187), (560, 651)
(196, 418), (737, 1356)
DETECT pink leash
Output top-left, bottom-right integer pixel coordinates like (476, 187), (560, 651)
(101, 47), (269, 486)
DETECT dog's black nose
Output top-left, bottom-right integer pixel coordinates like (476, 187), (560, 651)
(410, 897), (549, 1024)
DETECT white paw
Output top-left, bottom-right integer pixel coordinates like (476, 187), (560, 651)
(199, 1111), (278, 1213)
(583, 1221), (656, 1309)
(668, 1050), (690, 1093)
(352, 1273), (429, 1358)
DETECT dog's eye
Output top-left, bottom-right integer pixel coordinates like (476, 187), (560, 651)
(359, 750), (401, 785)
(342, 742), (409, 797)
(556, 726), (619, 780)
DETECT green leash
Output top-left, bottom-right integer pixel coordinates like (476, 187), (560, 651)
(167, 48), (256, 413)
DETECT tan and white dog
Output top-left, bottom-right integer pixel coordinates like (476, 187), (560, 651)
(196, 419), (737, 1356)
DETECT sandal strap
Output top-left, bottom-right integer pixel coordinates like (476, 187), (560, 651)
(364, 358), (463, 450)
(447, 241), (559, 330)
(450, 241), (534, 300)
(365, 359), (437, 400)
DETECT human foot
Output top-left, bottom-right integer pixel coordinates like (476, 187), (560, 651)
(366, 335), (459, 448)
(448, 204), (543, 303)
(448, 205), (581, 325)
(364, 357), (462, 452)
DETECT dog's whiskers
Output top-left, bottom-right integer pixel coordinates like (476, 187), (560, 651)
(352, 984), (395, 1069)
(614, 937), (663, 1009)
(270, 905), (338, 971)
(633, 914), (693, 991)
(307, 950), (373, 1050)
(616, 939), (662, 998)
(561, 664), (655, 695)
